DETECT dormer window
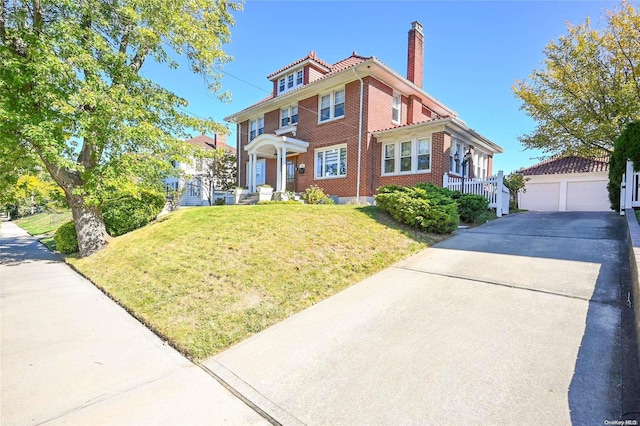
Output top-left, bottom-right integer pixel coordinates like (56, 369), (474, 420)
(277, 69), (304, 95)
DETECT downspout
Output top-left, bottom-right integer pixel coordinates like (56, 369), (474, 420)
(353, 68), (364, 204)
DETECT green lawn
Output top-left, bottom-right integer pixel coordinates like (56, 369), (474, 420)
(69, 204), (446, 361)
(15, 211), (72, 235)
(15, 211), (72, 251)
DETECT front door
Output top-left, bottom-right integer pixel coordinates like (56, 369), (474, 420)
(286, 159), (296, 192)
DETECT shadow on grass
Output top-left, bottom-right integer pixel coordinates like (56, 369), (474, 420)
(354, 205), (450, 246)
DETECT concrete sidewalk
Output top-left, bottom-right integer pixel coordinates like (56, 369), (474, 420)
(0, 221), (266, 425)
(203, 212), (640, 425)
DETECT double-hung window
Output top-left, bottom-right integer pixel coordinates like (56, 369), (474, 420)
(277, 69), (304, 95)
(382, 137), (431, 175)
(316, 145), (347, 179)
(280, 105), (299, 127)
(319, 88), (345, 122)
(392, 92), (401, 123)
(249, 117), (264, 141)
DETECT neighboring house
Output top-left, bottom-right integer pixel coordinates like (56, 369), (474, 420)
(224, 21), (504, 203)
(518, 155), (611, 212)
(164, 134), (237, 206)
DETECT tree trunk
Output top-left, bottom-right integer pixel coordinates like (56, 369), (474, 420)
(68, 194), (107, 257)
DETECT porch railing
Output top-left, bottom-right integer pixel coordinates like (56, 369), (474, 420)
(443, 170), (509, 217)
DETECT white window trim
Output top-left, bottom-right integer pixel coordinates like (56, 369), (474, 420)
(249, 116), (264, 141)
(277, 69), (304, 95)
(279, 105), (299, 129)
(381, 137), (432, 176)
(392, 92), (401, 124)
(315, 144), (347, 180)
(318, 87), (345, 123)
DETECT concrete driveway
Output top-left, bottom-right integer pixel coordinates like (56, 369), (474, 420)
(204, 212), (640, 425)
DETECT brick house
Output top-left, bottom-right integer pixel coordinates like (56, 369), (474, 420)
(164, 134), (237, 206)
(225, 22), (503, 203)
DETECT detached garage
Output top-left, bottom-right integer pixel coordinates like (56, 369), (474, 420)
(518, 156), (611, 212)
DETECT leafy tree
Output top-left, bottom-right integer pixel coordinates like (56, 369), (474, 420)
(608, 122), (640, 211)
(503, 172), (530, 210)
(513, 1), (640, 156)
(0, 0), (240, 256)
(1, 170), (65, 217)
(195, 148), (237, 205)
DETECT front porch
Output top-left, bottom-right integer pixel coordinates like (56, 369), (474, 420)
(245, 134), (309, 194)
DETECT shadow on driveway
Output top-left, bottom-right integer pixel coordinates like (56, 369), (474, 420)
(435, 211), (640, 423)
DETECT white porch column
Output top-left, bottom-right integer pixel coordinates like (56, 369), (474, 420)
(250, 154), (257, 193)
(280, 147), (287, 192)
(247, 154), (253, 193)
(276, 147), (282, 193)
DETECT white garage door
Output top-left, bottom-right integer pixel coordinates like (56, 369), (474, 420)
(566, 181), (610, 211)
(521, 182), (560, 211)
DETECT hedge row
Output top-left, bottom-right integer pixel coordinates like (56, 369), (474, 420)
(375, 182), (490, 234)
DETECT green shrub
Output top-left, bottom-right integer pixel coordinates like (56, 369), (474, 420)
(302, 185), (335, 204)
(414, 182), (457, 199)
(54, 220), (79, 254)
(214, 198), (226, 206)
(375, 186), (459, 234)
(102, 190), (166, 237)
(456, 193), (489, 223)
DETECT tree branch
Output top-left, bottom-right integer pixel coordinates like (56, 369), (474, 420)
(1, 0), (6, 42)
(129, 47), (147, 73)
(32, 0), (42, 33)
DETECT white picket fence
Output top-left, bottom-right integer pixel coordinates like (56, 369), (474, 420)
(443, 171), (510, 217)
(620, 159), (640, 214)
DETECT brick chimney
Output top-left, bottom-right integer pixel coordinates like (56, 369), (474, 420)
(407, 21), (424, 88)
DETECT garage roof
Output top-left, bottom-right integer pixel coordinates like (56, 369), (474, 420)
(520, 155), (609, 176)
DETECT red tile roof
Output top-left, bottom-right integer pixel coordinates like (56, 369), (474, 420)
(184, 135), (236, 154)
(329, 53), (370, 73)
(229, 54), (371, 120)
(266, 51), (332, 79)
(372, 116), (450, 133)
(520, 155), (609, 175)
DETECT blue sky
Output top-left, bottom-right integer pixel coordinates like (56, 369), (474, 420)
(143, 0), (620, 174)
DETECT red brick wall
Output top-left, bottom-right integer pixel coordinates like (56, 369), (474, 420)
(238, 120), (249, 187)
(293, 80), (361, 197)
(370, 131), (451, 192)
(407, 23), (424, 88)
